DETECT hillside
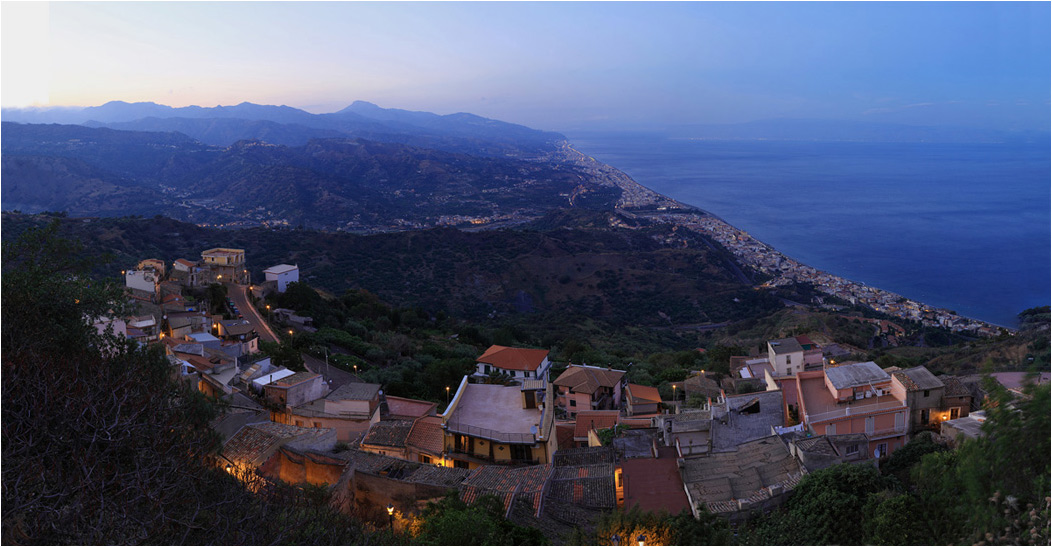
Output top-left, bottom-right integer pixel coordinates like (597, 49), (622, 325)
(1, 123), (622, 229)
(1, 211), (776, 330)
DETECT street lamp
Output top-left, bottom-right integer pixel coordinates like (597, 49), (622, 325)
(445, 385), (450, 406)
(672, 383), (677, 401)
(637, 535), (646, 547)
(386, 503), (395, 530)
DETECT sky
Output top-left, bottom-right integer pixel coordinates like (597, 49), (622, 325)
(2, 1), (1049, 133)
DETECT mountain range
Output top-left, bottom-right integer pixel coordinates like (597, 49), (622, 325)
(2, 100), (565, 155)
(2, 101), (668, 230)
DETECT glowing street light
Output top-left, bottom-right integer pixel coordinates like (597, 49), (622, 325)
(637, 535), (646, 547)
(386, 503), (395, 530)
(672, 383), (677, 401)
(445, 385), (450, 405)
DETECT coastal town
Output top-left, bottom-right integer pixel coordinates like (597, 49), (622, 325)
(561, 144), (1006, 338)
(99, 246), (1044, 542)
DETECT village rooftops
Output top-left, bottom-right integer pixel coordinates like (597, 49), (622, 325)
(768, 337), (803, 354)
(328, 382), (381, 401)
(362, 419), (415, 449)
(825, 361), (890, 390)
(174, 258), (196, 268)
(554, 365), (624, 393)
(476, 345), (549, 372)
(626, 383), (661, 404)
(682, 435), (803, 517)
(445, 383), (545, 444)
(573, 410), (620, 439)
(892, 366), (944, 391)
(405, 416), (444, 455)
(263, 264), (298, 275)
(385, 395), (437, 419)
(270, 371), (320, 387)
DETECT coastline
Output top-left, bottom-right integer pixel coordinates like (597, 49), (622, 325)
(560, 141), (1011, 336)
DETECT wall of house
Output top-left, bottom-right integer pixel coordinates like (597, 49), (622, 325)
(285, 378), (328, 407)
(279, 410), (375, 442)
(767, 346), (803, 376)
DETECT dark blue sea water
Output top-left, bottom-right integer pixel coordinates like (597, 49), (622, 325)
(567, 133), (1051, 328)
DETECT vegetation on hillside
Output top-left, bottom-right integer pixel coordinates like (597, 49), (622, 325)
(742, 380), (1051, 545)
(1, 223), (372, 544)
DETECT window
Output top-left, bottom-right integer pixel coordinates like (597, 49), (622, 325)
(484, 364), (490, 374)
(419, 455), (432, 464)
(950, 407), (960, 419)
(313, 422), (321, 428)
(845, 443), (859, 456)
(295, 420), (304, 427)
(826, 423), (836, 435)
(921, 409), (930, 423)
(877, 443), (888, 457)
(923, 389), (930, 397)
(570, 399), (577, 407)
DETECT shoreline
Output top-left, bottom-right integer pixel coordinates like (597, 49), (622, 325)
(560, 142), (1012, 335)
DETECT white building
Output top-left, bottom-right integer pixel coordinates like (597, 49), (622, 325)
(264, 264), (299, 293)
(125, 269), (159, 294)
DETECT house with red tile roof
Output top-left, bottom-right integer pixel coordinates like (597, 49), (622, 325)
(360, 419), (416, 460)
(384, 395), (438, 420)
(572, 410), (620, 448)
(625, 383), (661, 416)
(405, 415), (445, 466)
(474, 345), (552, 381)
(553, 364), (624, 417)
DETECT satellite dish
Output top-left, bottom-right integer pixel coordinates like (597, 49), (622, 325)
(873, 448), (881, 458)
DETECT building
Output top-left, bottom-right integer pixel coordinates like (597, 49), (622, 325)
(681, 436), (804, 522)
(474, 345), (552, 381)
(890, 366), (948, 434)
(625, 383), (661, 416)
(767, 337), (804, 377)
(201, 248), (248, 284)
(360, 419), (416, 460)
(553, 364), (624, 417)
(442, 377), (556, 469)
(125, 269), (160, 295)
(264, 372), (329, 408)
(216, 319), (259, 357)
(572, 410), (621, 448)
(264, 264), (299, 293)
(276, 382), (382, 442)
(405, 415), (446, 466)
(795, 362), (908, 458)
(137, 258), (166, 276)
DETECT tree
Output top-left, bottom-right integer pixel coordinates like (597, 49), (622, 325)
(1, 223), (368, 544)
(743, 463), (897, 545)
(260, 340), (306, 372)
(413, 492), (546, 545)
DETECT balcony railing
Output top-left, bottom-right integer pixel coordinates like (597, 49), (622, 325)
(446, 447), (539, 466)
(805, 399), (907, 424)
(866, 425), (907, 439)
(445, 423), (537, 444)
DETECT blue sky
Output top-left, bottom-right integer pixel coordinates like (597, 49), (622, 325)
(2, 2), (1048, 132)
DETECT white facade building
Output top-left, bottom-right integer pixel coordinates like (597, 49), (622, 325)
(264, 264), (299, 293)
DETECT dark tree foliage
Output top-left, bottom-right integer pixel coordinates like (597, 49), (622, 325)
(413, 492), (546, 546)
(741, 463), (897, 545)
(576, 505), (731, 546)
(1, 223), (369, 545)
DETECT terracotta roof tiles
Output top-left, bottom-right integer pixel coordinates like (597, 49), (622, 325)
(476, 345), (549, 372)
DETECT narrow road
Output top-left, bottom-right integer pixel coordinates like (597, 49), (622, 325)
(229, 283), (362, 387)
(227, 283), (279, 343)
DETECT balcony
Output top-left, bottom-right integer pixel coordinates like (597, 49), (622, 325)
(446, 447), (539, 467)
(866, 424), (907, 439)
(445, 423), (537, 444)
(804, 399), (907, 424)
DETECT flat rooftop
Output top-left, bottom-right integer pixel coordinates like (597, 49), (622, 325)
(769, 337), (803, 354)
(825, 361), (890, 390)
(798, 374), (903, 422)
(446, 383), (541, 442)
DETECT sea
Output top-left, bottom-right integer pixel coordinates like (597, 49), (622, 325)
(567, 132), (1051, 328)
